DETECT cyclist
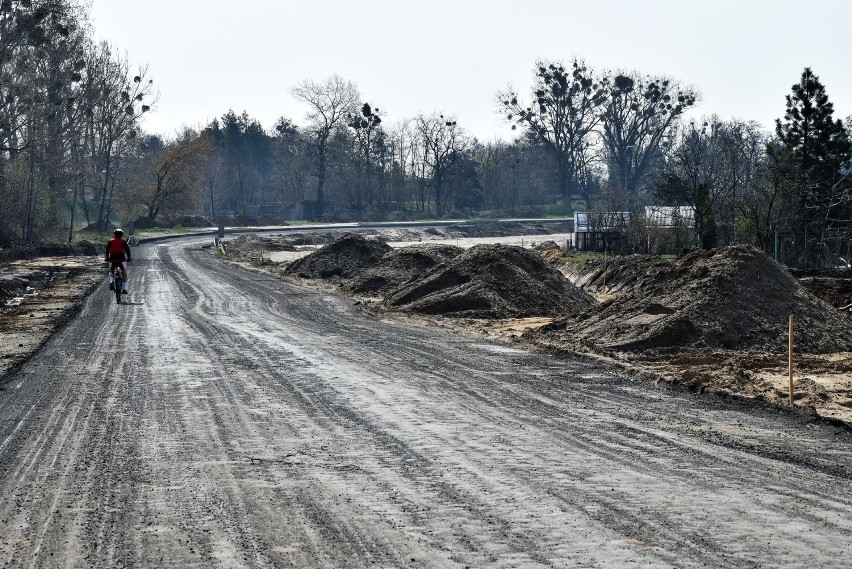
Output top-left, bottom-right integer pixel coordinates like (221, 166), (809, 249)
(105, 228), (132, 294)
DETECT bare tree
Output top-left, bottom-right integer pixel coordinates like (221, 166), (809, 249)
(474, 139), (522, 214)
(415, 112), (469, 217)
(132, 129), (212, 223)
(291, 74), (359, 218)
(654, 119), (728, 248)
(717, 120), (765, 244)
(202, 149), (225, 219)
(498, 59), (607, 199)
(0, 0), (87, 242)
(79, 41), (157, 231)
(601, 72), (698, 209)
(386, 118), (414, 212)
(740, 141), (799, 257)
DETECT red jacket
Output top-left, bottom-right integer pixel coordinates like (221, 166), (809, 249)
(105, 237), (132, 262)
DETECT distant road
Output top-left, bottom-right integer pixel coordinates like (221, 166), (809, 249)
(134, 217), (574, 244)
(0, 236), (850, 568)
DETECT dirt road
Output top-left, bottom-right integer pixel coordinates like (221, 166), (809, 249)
(1, 237), (851, 568)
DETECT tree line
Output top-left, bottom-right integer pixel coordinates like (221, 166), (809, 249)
(1, 1), (850, 266)
(0, 0), (155, 243)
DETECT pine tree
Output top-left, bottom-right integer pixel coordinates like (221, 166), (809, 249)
(775, 68), (851, 264)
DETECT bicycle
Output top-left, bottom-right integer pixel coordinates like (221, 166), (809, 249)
(111, 265), (124, 304)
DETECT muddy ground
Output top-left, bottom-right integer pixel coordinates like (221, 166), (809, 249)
(220, 229), (852, 425)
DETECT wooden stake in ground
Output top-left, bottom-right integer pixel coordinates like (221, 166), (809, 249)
(789, 315), (794, 406)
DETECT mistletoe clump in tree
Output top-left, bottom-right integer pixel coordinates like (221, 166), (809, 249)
(498, 59), (608, 199)
(346, 102), (384, 211)
(600, 73), (698, 209)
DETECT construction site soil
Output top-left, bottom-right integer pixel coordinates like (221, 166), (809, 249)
(559, 245), (852, 354)
(2, 224), (850, 426)
(222, 232), (852, 425)
(0, 255), (103, 377)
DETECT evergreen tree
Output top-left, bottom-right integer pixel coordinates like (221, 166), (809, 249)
(775, 68), (851, 264)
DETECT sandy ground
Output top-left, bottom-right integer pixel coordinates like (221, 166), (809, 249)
(380, 312), (852, 425)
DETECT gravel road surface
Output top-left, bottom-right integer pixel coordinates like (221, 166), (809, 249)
(1, 238), (851, 568)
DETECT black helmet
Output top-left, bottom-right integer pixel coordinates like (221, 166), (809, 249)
(113, 228), (123, 236)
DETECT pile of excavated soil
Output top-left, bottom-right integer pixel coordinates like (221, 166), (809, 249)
(284, 233), (392, 279)
(347, 244), (463, 296)
(559, 254), (672, 295)
(789, 268), (852, 313)
(541, 248), (563, 262)
(534, 240), (560, 251)
(386, 244), (595, 319)
(223, 234), (299, 259)
(452, 220), (572, 237)
(797, 277), (852, 313)
(556, 245), (852, 354)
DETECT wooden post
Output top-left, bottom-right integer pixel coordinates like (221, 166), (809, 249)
(603, 248), (608, 289)
(788, 315), (794, 405)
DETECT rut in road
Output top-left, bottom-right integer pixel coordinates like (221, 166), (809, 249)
(0, 238), (851, 568)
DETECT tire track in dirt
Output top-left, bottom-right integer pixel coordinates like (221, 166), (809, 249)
(0, 237), (850, 568)
(183, 242), (852, 567)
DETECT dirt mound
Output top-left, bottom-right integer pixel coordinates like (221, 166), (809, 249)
(284, 233), (392, 279)
(541, 248), (563, 262)
(347, 244), (463, 296)
(796, 276), (852, 313)
(224, 234), (298, 262)
(789, 268), (852, 313)
(165, 215), (213, 228)
(563, 245), (852, 353)
(534, 240), (560, 251)
(451, 220), (572, 238)
(560, 254), (672, 294)
(386, 244), (595, 319)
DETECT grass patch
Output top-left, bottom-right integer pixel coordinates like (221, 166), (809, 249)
(557, 252), (603, 267)
(136, 227), (195, 237)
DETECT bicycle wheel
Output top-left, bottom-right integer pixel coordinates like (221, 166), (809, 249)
(115, 277), (122, 304)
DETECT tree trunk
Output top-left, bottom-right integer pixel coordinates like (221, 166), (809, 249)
(316, 143), (327, 219)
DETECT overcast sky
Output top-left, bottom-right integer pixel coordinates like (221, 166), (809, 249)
(88, 0), (852, 141)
